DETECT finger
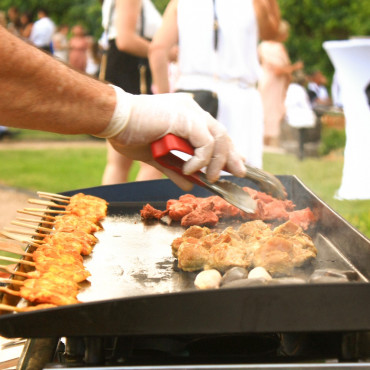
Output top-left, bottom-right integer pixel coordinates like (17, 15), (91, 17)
(182, 112), (216, 175)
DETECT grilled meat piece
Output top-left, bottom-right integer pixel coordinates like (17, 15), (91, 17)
(140, 187), (316, 229)
(252, 221), (317, 275)
(174, 220), (317, 275)
(54, 214), (102, 233)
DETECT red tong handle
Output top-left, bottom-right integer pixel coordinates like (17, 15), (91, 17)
(151, 134), (204, 187)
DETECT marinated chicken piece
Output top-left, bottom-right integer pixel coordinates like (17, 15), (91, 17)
(28, 264), (90, 283)
(174, 220), (317, 275)
(238, 220), (272, 242)
(288, 207), (316, 230)
(33, 245), (83, 263)
(177, 237), (210, 272)
(66, 193), (108, 222)
(20, 277), (80, 306)
(206, 227), (253, 272)
(252, 221), (317, 275)
(171, 225), (211, 257)
(43, 230), (97, 255)
(54, 214), (102, 233)
(140, 204), (167, 220)
(181, 202), (219, 227)
(141, 186), (316, 229)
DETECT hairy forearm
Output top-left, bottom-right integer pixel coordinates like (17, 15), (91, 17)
(0, 26), (115, 135)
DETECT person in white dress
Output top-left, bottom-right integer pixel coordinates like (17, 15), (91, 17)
(149, 0), (280, 169)
(29, 8), (55, 53)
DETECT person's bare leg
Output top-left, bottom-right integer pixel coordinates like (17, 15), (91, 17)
(135, 162), (164, 181)
(102, 141), (133, 185)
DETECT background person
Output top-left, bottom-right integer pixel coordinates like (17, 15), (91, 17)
(29, 8), (55, 53)
(258, 20), (304, 147)
(101, 0), (164, 185)
(53, 24), (69, 63)
(68, 24), (89, 72)
(149, 0), (281, 170)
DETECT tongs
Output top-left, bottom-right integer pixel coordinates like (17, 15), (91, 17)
(151, 134), (287, 214)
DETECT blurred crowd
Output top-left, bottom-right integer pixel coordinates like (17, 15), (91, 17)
(0, 5), (103, 141)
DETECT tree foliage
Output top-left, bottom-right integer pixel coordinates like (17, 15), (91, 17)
(280, 0), (370, 78)
(1, 0), (369, 80)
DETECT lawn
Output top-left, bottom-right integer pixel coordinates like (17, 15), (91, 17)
(0, 131), (369, 239)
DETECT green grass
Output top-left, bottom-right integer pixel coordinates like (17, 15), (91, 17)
(0, 139), (369, 239)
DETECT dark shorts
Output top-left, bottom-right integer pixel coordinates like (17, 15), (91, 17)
(105, 39), (152, 95)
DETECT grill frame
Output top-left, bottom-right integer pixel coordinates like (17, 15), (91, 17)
(0, 176), (369, 339)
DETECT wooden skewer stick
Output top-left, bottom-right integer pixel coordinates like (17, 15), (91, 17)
(0, 303), (29, 312)
(0, 265), (29, 278)
(16, 217), (54, 227)
(37, 194), (69, 204)
(11, 221), (53, 234)
(0, 231), (42, 246)
(0, 248), (32, 258)
(37, 191), (71, 200)
(0, 287), (21, 297)
(2, 229), (47, 242)
(0, 278), (24, 286)
(28, 199), (66, 208)
(0, 255), (35, 266)
(17, 209), (56, 220)
(24, 207), (70, 215)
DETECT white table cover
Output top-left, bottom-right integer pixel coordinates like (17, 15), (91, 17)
(323, 39), (370, 200)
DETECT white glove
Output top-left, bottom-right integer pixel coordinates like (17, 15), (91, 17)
(96, 85), (246, 190)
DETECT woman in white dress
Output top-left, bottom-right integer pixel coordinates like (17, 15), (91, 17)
(149, 0), (280, 169)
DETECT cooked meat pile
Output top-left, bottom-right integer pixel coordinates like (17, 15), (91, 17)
(1, 193), (108, 309)
(141, 187), (316, 230)
(171, 220), (317, 276)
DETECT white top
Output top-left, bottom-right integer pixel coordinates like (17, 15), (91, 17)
(102, 0), (162, 40)
(175, 0), (264, 169)
(176, 0), (260, 90)
(285, 83), (316, 128)
(29, 17), (56, 48)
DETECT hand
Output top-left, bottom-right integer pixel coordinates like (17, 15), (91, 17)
(98, 86), (247, 190)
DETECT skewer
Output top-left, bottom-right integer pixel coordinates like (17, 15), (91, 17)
(24, 207), (70, 215)
(0, 278), (24, 286)
(0, 265), (29, 278)
(28, 199), (66, 209)
(0, 231), (42, 246)
(0, 255), (35, 267)
(2, 229), (46, 244)
(11, 221), (53, 234)
(37, 191), (70, 200)
(17, 209), (56, 220)
(16, 217), (54, 227)
(37, 194), (69, 204)
(0, 248), (32, 258)
(0, 287), (20, 297)
(0, 303), (56, 312)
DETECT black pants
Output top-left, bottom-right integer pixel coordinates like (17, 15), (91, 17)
(105, 39), (152, 95)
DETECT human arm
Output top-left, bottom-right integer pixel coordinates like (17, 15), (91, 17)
(273, 60), (304, 76)
(148, 0), (179, 94)
(0, 26), (246, 189)
(253, 0), (281, 40)
(114, 0), (150, 57)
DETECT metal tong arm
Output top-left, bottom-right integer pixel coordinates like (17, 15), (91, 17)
(244, 164), (287, 200)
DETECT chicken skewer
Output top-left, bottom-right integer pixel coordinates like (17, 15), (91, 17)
(0, 303), (56, 312)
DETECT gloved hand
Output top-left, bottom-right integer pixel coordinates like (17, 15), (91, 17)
(96, 85), (246, 190)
